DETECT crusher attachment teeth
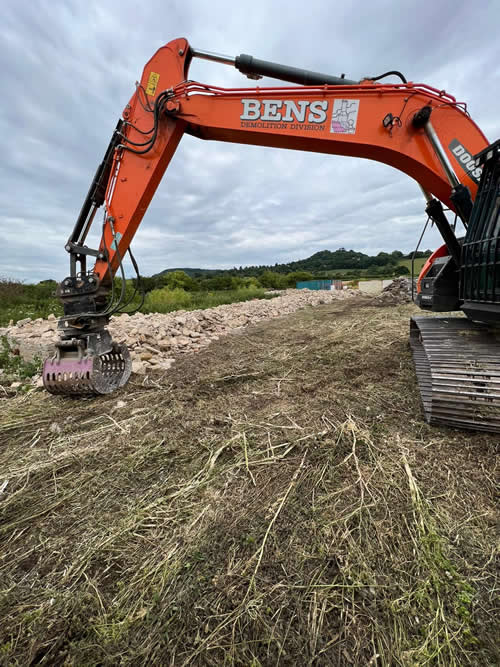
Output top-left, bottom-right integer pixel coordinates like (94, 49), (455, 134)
(43, 333), (131, 396)
(410, 316), (500, 433)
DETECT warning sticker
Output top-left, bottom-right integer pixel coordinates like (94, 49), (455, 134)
(330, 99), (360, 134)
(145, 71), (160, 96)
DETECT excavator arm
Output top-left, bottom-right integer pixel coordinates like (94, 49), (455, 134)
(45, 38), (500, 432)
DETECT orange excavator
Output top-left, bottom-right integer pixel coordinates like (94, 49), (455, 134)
(43, 37), (500, 432)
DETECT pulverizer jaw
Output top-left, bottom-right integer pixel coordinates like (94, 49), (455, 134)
(43, 329), (131, 396)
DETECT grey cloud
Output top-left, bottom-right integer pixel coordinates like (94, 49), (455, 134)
(1, 0), (499, 282)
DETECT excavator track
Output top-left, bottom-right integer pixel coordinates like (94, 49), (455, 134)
(43, 343), (131, 396)
(410, 316), (500, 432)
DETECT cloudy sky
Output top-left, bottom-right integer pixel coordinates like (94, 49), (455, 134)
(1, 0), (500, 283)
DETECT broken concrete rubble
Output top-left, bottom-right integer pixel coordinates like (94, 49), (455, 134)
(1, 287), (363, 384)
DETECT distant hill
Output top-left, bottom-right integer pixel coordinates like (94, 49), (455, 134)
(154, 248), (432, 278)
(153, 268), (222, 278)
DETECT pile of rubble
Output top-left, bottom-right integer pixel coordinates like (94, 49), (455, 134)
(375, 278), (416, 304)
(0, 288), (360, 387)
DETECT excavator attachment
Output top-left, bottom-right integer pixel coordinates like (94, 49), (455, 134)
(42, 331), (131, 396)
(410, 317), (500, 432)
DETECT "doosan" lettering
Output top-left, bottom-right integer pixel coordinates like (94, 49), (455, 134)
(449, 139), (482, 183)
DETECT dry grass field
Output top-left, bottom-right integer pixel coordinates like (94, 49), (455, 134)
(0, 299), (497, 665)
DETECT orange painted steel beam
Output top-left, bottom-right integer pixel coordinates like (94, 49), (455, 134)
(94, 38), (488, 282)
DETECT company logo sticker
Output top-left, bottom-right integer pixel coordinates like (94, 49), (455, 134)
(449, 139), (482, 184)
(240, 99), (328, 131)
(330, 99), (360, 134)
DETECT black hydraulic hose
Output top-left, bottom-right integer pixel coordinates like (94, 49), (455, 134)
(122, 120), (155, 135)
(119, 92), (170, 154)
(116, 248), (146, 315)
(411, 216), (430, 302)
(369, 70), (407, 84)
(117, 131), (156, 147)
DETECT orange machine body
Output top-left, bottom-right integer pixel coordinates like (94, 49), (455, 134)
(93, 37), (487, 282)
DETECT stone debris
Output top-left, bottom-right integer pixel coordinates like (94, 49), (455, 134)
(375, 278), (416, 304)
(0, 288), (360, 384)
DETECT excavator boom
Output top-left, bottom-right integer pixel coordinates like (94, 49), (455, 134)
(43, 38), (500, 432)
(66, 38), (486, 286)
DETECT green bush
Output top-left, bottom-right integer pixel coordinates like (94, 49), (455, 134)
(161, 270), (198, 292)
(240, 277), (261, 289)
(257, 271), (287, 289)
(395, 265), (411, 276)
(143, 287), (275, 315)
(144, 287), (193, 313)
(0, 278), (62, 326)
(199, 275), (247, 291)
(191, 288), (273, 310)
(0, 279), (25, 306)
(284, 271), (314, 287)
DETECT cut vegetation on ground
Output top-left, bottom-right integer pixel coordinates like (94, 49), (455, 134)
(0, 299), (497, 665)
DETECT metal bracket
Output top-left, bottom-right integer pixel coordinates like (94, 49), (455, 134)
(65, 241), (103, 258)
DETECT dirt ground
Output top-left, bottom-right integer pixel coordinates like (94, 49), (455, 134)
(0, 298), (498, 666)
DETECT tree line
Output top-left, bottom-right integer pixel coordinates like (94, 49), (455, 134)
(156, 247), (431, 280)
